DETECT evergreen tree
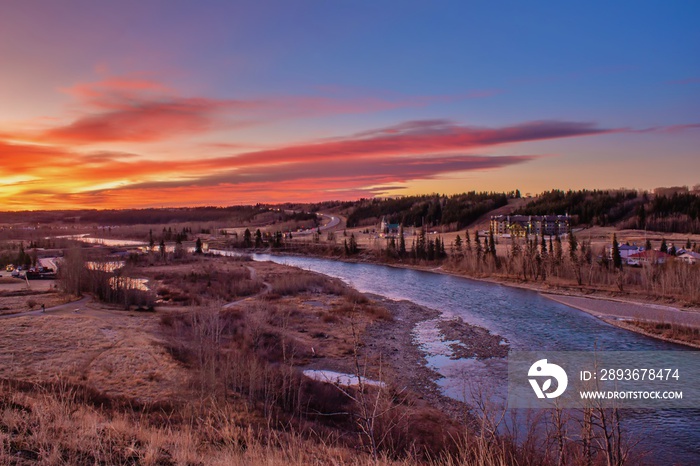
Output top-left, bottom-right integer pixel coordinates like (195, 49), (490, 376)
(612, 233), (622, 269)
(475, 230), (482, 259)
(244, 228), (252, 247)
(417, 227), (427, 259)
(465, 230), (472, 252)
(349, 233), (358, 254)
(554, 235), (563, 265)
(399, 225), (406, 257)
(568, 231), (578, 263)
(149, 229), (154, 250)
(541, 235), (548, 257)
(454, 234), (462, 253)
(195, 237), (203, 254)
(159, 239), (165, 258)
(645, 239), (652, 251)
(255, 229), (262, 248)
(660, 238), (668, 254)
(17, 243), (26, 266)
(687, 238), (692, 250)
(637, 205), (646, 229)
(669, 244), (676, 256)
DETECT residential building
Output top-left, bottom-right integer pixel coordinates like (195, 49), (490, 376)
(627, 250), (670, 265)
(490, 214), (570, 237)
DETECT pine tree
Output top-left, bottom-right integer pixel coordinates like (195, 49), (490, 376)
(399, 225), (406, 257)
(349, 233), (358, 254)
(475, 230), (482, 259)
(454, 235), (462, 253)
(417, 227), (427, 259)
(488, 228), (497, 258)
(244, 228), (252, 247)
(465, 230), (472, 252)
(195, 237), (203, 254)
(568, 231), (578, 263)
(612, 233), (622, 269)
(159, 239), (165, 258)
(645, 239), (652, 251)
(660, 238), (668, 254)
(149, 229), (154, 250)
(554, 235), (563, 265)
(255, 229), (262, 248)
(687, 238), (692, 250)
(541, 235), (548, 257)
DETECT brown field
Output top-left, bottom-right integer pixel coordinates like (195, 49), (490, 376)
(0, 249), (653, 464)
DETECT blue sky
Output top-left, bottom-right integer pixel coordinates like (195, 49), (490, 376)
(0, 1), (698, 208)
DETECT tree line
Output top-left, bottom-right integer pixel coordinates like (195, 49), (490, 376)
(518, 189), (700, 234)
(346, 192), (510, 229)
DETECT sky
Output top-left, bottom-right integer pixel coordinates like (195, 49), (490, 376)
(1, 0), (699, 210)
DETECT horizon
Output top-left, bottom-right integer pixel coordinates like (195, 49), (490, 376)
(0, 184), (697, 215)
(2, 1), (699, 211)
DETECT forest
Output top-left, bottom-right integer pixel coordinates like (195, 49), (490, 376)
(516, 189), (700, 234)
(345, 192), (510, 229)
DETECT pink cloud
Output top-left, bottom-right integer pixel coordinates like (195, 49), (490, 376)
(34, 77), (484, 144)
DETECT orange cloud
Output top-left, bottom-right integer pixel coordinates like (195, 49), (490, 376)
(0, 115), (619, 209)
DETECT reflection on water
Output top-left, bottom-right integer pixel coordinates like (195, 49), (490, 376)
(55, 234), (147, 247)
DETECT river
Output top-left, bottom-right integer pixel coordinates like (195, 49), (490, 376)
(247, 253), (699, 465)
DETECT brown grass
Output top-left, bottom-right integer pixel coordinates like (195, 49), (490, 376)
(628, 320), (700, 345)
(0, 259), (643, 465)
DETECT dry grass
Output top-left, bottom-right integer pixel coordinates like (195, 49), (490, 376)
(628, 320), (700, 345)
(0, 259), (644, 465)
(0, 289), (69, 315)
(0, 311), (187, 403)
(148, 261), (263, 305)
(0, 381), (463, 466)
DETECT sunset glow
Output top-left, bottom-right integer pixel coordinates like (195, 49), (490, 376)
(1, 1), (698, 210)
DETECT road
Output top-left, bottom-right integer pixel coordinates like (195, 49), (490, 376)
(293, 213), (342, 236)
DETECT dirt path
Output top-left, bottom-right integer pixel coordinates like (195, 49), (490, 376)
(222, 265), (271, 309)
(0, 296), (91, 319)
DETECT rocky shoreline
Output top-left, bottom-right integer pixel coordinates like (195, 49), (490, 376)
(362, 294), (508, 421)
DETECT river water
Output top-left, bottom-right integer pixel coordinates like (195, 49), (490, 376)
(248, 253), (699, 465)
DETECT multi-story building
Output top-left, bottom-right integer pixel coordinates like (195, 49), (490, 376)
(489, 214), (570, 237)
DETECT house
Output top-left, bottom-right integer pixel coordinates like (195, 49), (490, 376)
(379, 217), (401, 238)
(627, 250), (671, 265)
(612, 244), (643, 264)
(678, 251), (700, 265)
